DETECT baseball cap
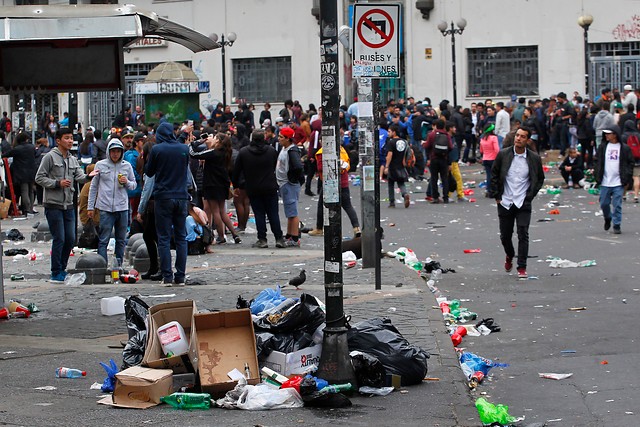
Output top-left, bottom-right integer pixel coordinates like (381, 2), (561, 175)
(133, 132), (146, 142)
(624, 84), (633, 91)
(274, 117), (284, 124)
(279, 127), (295, 139)
(121, 128), (134, 138)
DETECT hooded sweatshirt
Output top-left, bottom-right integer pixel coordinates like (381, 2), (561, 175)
(232, 139), (279, 197)
(88, 139), (136, 213)
(593, 110), (615, 134)
(145, 122), (190, 200)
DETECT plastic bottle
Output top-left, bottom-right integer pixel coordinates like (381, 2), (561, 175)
(111, 258), (120, 284)
(55, 367), (86, 378)
(319, 383), (352, 395)
(449, 299), (460, 311)
(8, 301), (30, 318)
(439, 302), (450, 314)
(160, 392), (211, 410)
(157, 321), (189, 358)
(458, 311), (478, 323)
(0, 307), (9, 319)
(468, 371), (485, 389)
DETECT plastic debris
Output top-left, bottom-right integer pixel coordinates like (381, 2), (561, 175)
(358, 386), (394, 396)
(463, 249), (481, 253)
(64, 272), (86, 286)
(475, 397), (518, 426)
(459, 352), (509, 380)
(547, 257), (596, 268)
(539, 373), (573, 380)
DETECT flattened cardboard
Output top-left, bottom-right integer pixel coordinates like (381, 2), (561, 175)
(194, 309), (260, 397)
(98, 366), (173, 409)
(142, 300), (197, 373)
(261, 345), (322, 376)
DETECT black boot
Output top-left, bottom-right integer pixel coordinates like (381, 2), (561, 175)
(141, 269), (160, 280)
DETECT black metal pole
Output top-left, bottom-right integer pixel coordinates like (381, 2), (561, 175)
(373, 79), (381, 290)
(221, 35), (227, 107)
(316, 0), (356, 386)
(583, 28), (590, 98)
(450, 22), (457, 107)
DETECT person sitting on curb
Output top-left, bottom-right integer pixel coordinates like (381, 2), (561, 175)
(558, 147), (584, 189)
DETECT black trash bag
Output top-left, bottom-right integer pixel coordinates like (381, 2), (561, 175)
(124, 295), (149, 339)
(121, 330), (147, 370)
(255, 330), (316, 360)
(78, 219), (99, 249)
(347, 318), (429, 386)
(4, 248), (28, 256)
(236, 295), (251, 309)
(303, 393), (352, 408)
(7, 229), (24, 241)
(350, 350), (387, 388)
(424, 260), (456, 274)
(253, 294), (325, 334)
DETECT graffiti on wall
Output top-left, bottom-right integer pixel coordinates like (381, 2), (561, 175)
(612, 15), (640, 42)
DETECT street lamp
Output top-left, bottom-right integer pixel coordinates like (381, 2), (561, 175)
(210, 32), (237, 107)
(578, 14), (593, 98)
(437, 18), (467, 107)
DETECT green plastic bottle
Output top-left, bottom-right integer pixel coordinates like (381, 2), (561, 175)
(449, 299), (461, 311)
(160, 392), (211, 410)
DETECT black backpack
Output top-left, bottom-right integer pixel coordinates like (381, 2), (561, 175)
(433, 132), (449, 157)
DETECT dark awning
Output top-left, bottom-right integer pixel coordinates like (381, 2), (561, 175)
(0, 4), (219, 53)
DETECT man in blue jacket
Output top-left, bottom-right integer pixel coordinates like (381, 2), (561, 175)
(145, 122), (190, 286)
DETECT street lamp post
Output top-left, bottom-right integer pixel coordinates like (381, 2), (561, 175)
(578, 14), (594, 98)
(210, 32), (237, 107)
(437, 19), (466, 107)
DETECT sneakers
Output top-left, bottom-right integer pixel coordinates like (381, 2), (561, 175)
(517, 267), (528, 279)
(404, 194), (410, 208)
(304, 191), (316, 197)
(275, 237), (286, 248)
(172, 278), (186, 287)
(430, 198), (441, 204)
(613, 225), (621, 234)
(50, 272), (66, 283)
(308, 229), (323, 236)
(504, 256), (513, 272)
(285, 238), (301, 247)
(353, 227), (362, 237)
(457, 196), (469, 203)
(252, 239), (268, 248)
(604, 217), (611, 231)
(425, 196), (433, 202)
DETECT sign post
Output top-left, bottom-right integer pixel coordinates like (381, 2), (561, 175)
(353, 4), (399, 289)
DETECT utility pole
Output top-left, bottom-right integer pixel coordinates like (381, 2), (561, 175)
(316, 0), (357, 387)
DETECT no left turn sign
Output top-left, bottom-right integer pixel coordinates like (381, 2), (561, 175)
(352, 4), (400, 78)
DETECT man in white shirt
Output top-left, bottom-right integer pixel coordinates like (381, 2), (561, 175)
(495, 102), (511, 148)
(490, 127), (545, 279)
(595, 125), (635, 234)
(622, 84), (638, 110)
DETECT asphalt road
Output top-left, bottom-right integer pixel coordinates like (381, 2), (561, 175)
(340, 160), (640, 427)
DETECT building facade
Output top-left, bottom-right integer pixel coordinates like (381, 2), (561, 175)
(2, 0), (639, 129)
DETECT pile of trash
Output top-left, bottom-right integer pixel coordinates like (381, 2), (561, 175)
(87, 287), (429, 411)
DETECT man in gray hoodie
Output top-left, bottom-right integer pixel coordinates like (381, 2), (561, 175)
(35, 128), (88, 283)
(87, 139), (136, 263)
(593, 102), (615, 150)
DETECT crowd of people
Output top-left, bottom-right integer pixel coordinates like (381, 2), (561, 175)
(2, 85), (638, 284)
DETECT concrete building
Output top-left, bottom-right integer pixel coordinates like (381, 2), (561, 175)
(1, 0), (639, 130)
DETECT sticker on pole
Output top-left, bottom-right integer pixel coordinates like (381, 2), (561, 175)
(352, 4), (400, 78)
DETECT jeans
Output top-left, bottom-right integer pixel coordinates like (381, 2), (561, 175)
(497, 135), (504, 149)
(19, 182), (34, 213)
(483, 160), (495, 195)
(462, 133), (476, 162)
(387, 179), (407, 205)
(142, 201), (159, 273)
(498, 202), (532, 269)
(97, 210), (128, 263)
(155, 198), (188, 282)
(599, 185), (624, 226)
(45, 207), (76, 276)
(250, 193), (283, 241)
(316, 186), (360, 228)
(429, 157), (449, 200)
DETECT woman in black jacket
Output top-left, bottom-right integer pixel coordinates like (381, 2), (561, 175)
(3, 132), (37, 215)
(189, 133), (242, 245)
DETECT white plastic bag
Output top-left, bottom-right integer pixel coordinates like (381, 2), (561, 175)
(236, 384), (303, 410)
(342, 251), (357, 262)
(64, 272), (86, 286)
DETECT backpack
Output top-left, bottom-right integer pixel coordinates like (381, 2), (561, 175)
(403, 144), (416, 168)
(627, 133), (640, 160)
(433, 132), (449, 157)
(2, 118), (10, 133)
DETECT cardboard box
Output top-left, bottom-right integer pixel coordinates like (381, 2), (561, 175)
(142, 300), (197, 374)
(261, 345), (322, 376)
(193, 309), (260, 397)
(97, 366), (173, 409)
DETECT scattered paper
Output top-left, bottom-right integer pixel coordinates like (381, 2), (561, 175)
(34, 386), (57, 391)
(227, 368), (245, 381)
(539, 373), (573, 380)
(90, 382), (103, 390)
(143, 294), (176, 298)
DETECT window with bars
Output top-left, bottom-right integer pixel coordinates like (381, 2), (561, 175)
(590, 42), (640, 57)
(232, 57), (292, 103)
(467, 46), (539, 97)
